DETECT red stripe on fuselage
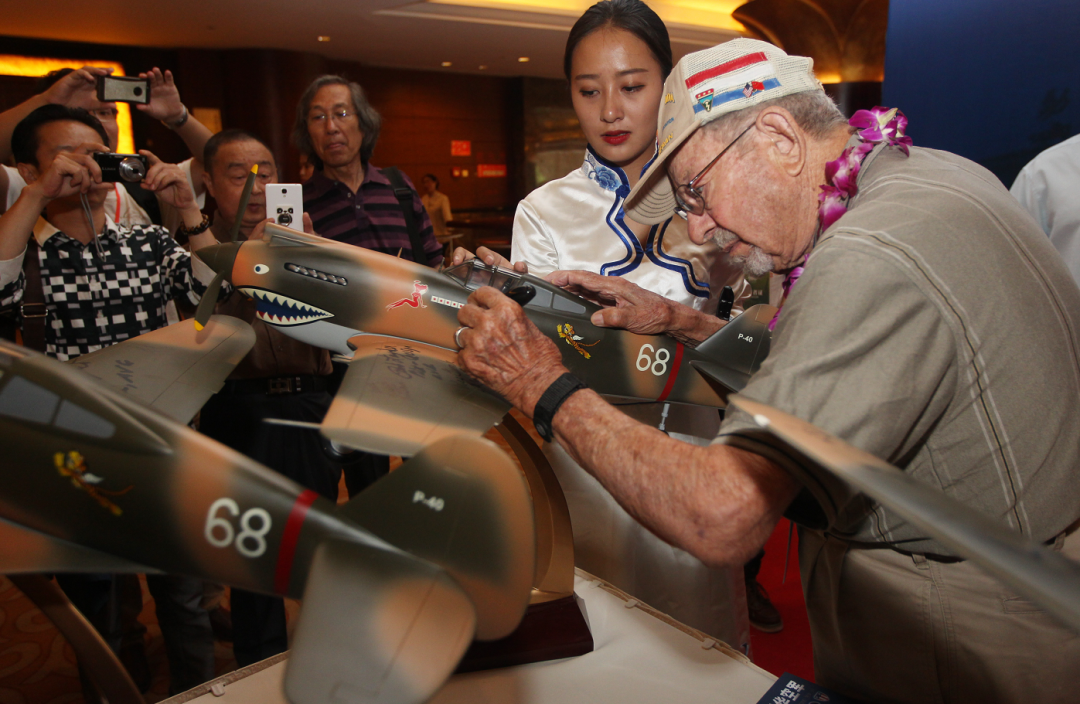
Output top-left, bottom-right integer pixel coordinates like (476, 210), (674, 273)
(656, 342), (684, 402)
(274, 489), (319, 595)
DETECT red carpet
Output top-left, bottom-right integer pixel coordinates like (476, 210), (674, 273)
(749, 519), (815, 681)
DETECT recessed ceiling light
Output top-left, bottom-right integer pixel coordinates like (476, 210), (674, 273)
(518, 56), (529, 62)
(441, 61), (453, 67)
(317, 35), (331, 42)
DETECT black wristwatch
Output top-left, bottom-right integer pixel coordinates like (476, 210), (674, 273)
(533, 373), (587, 443)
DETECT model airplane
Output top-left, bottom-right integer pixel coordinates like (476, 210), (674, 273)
(730, 395), (1080, 633)
(0, 317), (536, 704)
(195, 224), (774, 455)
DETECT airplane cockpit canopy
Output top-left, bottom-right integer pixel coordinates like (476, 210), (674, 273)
(441, 260), (589, 315)
(0, 374), (116, 439)
(443, 260), (523, 294)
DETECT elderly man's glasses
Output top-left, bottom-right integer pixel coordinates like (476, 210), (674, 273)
(673, 123), (755, 218)
(308, 109), (354, 126)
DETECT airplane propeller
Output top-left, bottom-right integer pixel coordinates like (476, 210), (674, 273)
(194, 164), (258, 330)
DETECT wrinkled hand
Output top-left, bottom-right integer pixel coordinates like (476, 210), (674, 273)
(302, 212), (315, 235)
(140, 150), (196, 210)
(136, 68), (185, 123)
(546, 269), (722, 343)
(457, 286), (567, 415)
(449, 245), (528, 273)
(42, 66), (109, 107)
(27, 143), (109, 200)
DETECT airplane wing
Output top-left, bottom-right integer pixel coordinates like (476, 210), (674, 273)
(690, 304), (775, 395)
(730, 395), (1080, 633)
(321, 335), (510, 456)
(68, 316), (255, 424)
(286, 538), (476, 704)
(0, 516), (159, 575)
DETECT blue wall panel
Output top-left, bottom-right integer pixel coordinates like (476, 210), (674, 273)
(882, 0), (1080, 186)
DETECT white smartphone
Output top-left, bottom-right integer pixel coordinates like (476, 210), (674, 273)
(266, 184), (304, 231)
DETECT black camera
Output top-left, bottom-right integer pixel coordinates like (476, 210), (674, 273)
(94, 153), (148, 183)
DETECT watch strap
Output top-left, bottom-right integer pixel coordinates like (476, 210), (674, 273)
(533, 372), (586, 443)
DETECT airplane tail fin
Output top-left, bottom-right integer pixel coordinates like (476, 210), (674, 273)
(285, 538), (475, 704)
(337, 434), (535, 641)
(689, 304), (775, 397)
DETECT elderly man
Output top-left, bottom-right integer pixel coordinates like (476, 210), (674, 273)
(457, 39), (1080, 704)
(293, 75), (442, 495)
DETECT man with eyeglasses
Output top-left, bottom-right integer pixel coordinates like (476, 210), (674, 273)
(455, 40), (1080, 703)
(292, 76), (443, 497)
(292, 75), (442, 265)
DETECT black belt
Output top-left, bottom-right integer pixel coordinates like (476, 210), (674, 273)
(219, 374), (330, 396)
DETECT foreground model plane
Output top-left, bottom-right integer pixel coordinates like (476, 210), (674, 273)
(730, 396), (1080, 633)
(196, 224), (774, 455)
(0, 317), (535, 704)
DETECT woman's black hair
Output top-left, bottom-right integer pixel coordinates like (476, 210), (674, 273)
(563, 0), (673, 82)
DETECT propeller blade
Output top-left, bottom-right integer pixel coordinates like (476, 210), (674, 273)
(730, 395), (1080, 633)
(229, 164), (258, 244)
(193, 269), (226, 331)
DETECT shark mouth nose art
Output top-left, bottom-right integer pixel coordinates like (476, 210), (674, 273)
(240, 288), (333, 326)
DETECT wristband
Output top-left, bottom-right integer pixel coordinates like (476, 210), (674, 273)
(532, 372), (586, 443)
(164, 105), (189, 130)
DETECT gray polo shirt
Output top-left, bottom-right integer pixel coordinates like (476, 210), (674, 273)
(717, 141), (1080, 556)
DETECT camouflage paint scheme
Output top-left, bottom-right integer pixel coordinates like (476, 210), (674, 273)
(0, 317), (535, 704)
(196, 225), (776, 455)
(730, 395), (1080, 634)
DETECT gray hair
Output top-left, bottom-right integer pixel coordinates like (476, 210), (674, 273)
(702, 90), (848, 147)
(292, 75), (382, 170)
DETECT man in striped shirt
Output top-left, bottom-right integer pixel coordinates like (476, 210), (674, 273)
(293, 75), (442, 266)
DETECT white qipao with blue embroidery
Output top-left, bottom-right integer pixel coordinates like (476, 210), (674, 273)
(512, 147), (749, 311)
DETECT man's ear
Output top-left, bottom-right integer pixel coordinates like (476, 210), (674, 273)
(16, 162), (39, 186)
(202, 171), (217, 200)
(756, 108), (805, 177)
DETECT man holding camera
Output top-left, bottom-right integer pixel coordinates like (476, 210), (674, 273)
(0, 104), (218, 694)
(0, 66), (213, 233)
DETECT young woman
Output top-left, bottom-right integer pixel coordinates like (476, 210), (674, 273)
(508, 0), (750, 651)
(511, 0), (747, 312)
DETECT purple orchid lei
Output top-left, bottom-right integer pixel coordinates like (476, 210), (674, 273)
(767, 106), (912, 331)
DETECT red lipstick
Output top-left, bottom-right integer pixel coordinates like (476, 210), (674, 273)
(601, 131), (630, 145)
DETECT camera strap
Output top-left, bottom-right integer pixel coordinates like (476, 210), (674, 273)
(382, 167), (428, 266)
(19, 239), (47, 352)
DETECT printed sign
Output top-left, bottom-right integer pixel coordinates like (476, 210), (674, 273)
(451, 140), (472, 156)
(476, 164), (507, 178)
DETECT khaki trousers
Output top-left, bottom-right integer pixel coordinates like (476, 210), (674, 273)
(800, 526), (1080, 704)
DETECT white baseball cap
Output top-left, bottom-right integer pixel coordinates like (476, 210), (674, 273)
(626, 38), (823, 224)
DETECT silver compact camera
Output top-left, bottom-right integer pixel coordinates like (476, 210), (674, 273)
(94, 153), (148, 183)
(96, 75), (151, 104)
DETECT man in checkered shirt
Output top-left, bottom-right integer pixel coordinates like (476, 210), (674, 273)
(0, 105), (224, 695)
(0, 105), (220, 361)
